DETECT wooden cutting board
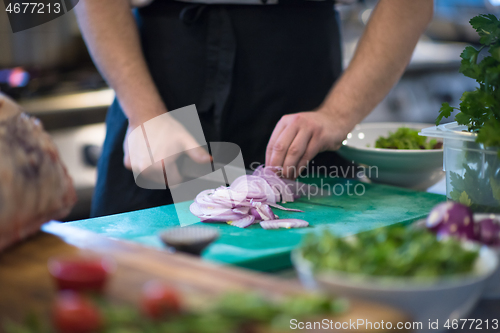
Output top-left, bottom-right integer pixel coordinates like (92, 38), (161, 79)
(0, 224), (410, 332)
(67, 178), (445, 271)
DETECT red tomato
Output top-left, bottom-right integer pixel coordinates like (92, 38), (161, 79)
(48, 255), (114, 293)
(141, 281), (181, 319)
(53, 291), (102, 333)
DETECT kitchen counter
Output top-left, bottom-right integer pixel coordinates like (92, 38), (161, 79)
(0, 222), (409, 332)
(0, 221), (499, 332)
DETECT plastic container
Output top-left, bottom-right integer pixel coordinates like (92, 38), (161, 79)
(420, 122), (500, 213)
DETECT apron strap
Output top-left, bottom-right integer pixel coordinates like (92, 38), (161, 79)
(180, 6), (236, 141)
(179, 4), (208, 23)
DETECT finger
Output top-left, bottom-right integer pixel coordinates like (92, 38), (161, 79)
(296, 137), (321, 178)
(123, 140), (132, 170)
(137, 161), (169, 189)
(267, 122), (299, 168)
(183, 136), (212, 164)
(265, 119), (287, 166)
(163, 156), (183, 188)
(185, 146), (212, 164)
(123, 151), (132, 170)
(282, 130), (313, 179)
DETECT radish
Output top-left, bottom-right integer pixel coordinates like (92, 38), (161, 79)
(426, 202), (478, 241)
(478, 218), (500, 247)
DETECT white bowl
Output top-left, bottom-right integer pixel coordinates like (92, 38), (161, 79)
(483, 246), (500, 299)
(292, 247), (497, 333)
(337, 122), (444, 190)
(474, 214), (500, 299)
(413, 214), (500, 299)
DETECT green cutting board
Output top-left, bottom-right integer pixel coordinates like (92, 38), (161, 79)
(68, 178), (445, 271)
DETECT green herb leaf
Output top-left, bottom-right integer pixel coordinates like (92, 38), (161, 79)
(470, 14), (500, 45)
(301, 226), (479, 278)
(458, 191), (472, 206)
(436, 102), (455, 125)
(436, 14), (500, 157)
(490, 176), (500, 205)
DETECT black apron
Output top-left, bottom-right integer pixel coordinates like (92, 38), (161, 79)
(91, 0), (348, 217)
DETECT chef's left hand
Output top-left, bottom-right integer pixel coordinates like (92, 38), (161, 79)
(265, 108), (349, 179)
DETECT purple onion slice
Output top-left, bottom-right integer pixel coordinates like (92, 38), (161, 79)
(228, 215), (256, 228)
(260, 219), (309, 230)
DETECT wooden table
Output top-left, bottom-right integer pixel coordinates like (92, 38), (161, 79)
(0, 222), (410, 332)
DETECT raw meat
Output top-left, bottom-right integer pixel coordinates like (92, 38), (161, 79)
(0, 94), (76, 251)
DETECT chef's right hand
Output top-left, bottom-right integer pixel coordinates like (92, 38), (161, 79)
(123, 114), (211, 187)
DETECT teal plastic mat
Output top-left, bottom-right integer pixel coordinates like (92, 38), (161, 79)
(68, 178), (445, 271)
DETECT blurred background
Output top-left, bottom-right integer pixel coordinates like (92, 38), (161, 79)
(0, 0), (498, 220)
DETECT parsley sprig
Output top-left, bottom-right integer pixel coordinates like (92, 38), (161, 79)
(436, 14), (500, 157)
(301, 226), (479, 278)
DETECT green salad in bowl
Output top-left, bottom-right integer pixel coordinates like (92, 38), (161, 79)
(337, 122), (444, 190)
(292, 225), (497, 331)
(374, 127), (442, 150)
(301, 226), (477, 278)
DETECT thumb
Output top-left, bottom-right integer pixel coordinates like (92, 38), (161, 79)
(185, 145), (212, 164)
(182, 134), (211, 163)
(123, 143), (132, 170)
(124, 154), (132, 170)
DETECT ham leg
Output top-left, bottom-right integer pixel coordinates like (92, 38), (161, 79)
(0, 93), (76, 251)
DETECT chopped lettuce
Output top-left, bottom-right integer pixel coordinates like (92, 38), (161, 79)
(375, 127), (439, 150)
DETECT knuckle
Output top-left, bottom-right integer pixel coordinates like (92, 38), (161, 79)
(272, 143), (285, 152)
(287, 145), (301, 156)
(282, 113), (300, 123)
(290, 114), (303, 124)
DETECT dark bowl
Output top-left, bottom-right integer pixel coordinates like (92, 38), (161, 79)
(159, 226), (219, 256)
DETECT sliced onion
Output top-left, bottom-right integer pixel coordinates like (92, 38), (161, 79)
(228, 215), (256, 228)
(232, 206), (250, 215)
(250, 202), (276, 221)
(252, 165), (314, 202)
(252, 166), (294, 202)
(189, 202), (203, 217)
(267, 202), (304, 213)
(190, 166), (307, 227)
(199, 211), (246, 223)
(190, 201), (247, 222)
(260, 219), (309, 230)
(209, 187), (248, 207)
(230, 175), (276, 204)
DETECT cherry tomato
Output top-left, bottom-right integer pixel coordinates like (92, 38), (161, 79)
(52, 291), (102, 333)
(141, 281), (181, 319)
(48, 255), (115, 293)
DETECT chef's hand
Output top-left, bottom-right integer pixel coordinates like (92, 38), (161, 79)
(265, 109), (349, 179)
(123, 115), (211, 187)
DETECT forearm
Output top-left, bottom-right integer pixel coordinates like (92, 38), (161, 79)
(321, 0), (433, 132)
(75, 0), (166, 127)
